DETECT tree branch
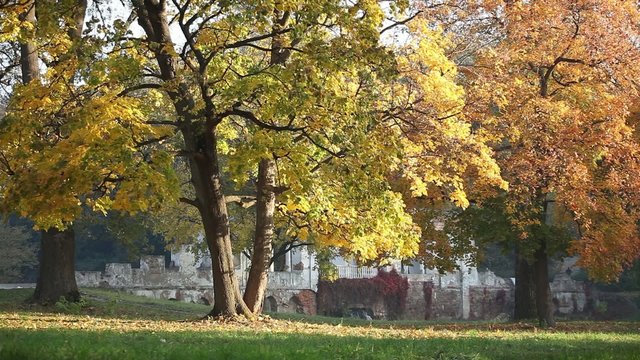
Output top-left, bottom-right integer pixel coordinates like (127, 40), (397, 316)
(301, 129), (347, 158)
(269, 240), (314, 266)
(180, 196), (200, 208)
(224, 28), (292, 51)
(220, 107), (306, 131)
(380, 11), (422, 34)
(134, 134), (170, 148)
(226, 195), (257, 208)
(118, 83), (162, 96)
(0, 151), (14, 176)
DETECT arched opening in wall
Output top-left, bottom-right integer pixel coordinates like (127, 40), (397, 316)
(288, 296), (304, 314)
(264, 296), (278, 313)
(198, 297), (210, 306)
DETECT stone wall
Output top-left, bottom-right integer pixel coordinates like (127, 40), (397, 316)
(77, 248), (596, 320)
(316, 279), (387, 319)
(468, 287), (513, 320)
(75, 248), (320, 316)
(403, 281), (430, 320)
(316, 270), (516, 321)
(431, 287), (464, 320)
(551, 273), (587, 314)
(76, 254), (212, 290)
(400, 270), (515, 321)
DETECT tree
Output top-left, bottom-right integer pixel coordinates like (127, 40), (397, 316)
(1, 0), (83, 303)
(462, 0), (640, 326)
(130, 0), (505, 317)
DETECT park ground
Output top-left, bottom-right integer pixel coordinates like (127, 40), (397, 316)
(0, 288), (639, 359)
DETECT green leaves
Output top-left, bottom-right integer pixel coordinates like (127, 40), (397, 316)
(0, 2), (180, 230)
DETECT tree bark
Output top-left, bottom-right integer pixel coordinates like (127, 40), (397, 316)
(67, 0), (87, 40)
(533, 237), (555, 327)
(513, 246), (537, 320)
(532, 196), (556, 327)
(32, 228), (79, 304)
(18, 1), (38, 84)
(183, 125), (244, 317)
(244, 158), (276, 313)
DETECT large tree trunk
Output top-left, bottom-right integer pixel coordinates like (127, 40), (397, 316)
(533, 195), (556, 327)
(533, 238), (555, 327)
(244, 158), (276, 313)
(184, 126), (247, 317)
(513, 246), (537, 320)
(32, 228), (79, 304)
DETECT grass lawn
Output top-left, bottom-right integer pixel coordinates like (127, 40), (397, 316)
(0, 288), (639, 359)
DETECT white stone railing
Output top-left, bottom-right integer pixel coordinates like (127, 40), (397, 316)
(267, 270), (311, 289)
(336, 265), (378, 279)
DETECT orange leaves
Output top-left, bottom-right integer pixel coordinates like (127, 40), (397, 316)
(462, 0), (640, 280)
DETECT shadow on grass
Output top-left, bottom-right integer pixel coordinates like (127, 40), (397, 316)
(0, 288), (210, 321)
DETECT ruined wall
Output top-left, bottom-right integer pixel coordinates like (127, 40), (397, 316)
(76, 249), (595, 320)
(316, 278), (386, 319)
(589, 290), (640, 320)
(468, 287), (513, 320)
(401, 270), (515, 321)
(323, 278), (508, 321)
(267, 289), (318, 315)
(75, 250), (319, 316)
(551, 273), (587, 314)
(76, 255), (212, 290)
(403, 281), (430, 320)
(432, 287), (464, 320)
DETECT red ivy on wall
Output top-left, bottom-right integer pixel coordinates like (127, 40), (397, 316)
(317, 269), (409, 319)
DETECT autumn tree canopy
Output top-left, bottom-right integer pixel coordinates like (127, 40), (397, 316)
(0, 0), (505, 314)
(126, 0), (505, 316)
(0, 1), (178, 229)
(0, 0), (179, 303)
(427, 0), (640, 325)
(467, 0), (640, 281)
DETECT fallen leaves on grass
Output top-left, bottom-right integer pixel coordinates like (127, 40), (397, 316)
(0, 312), (638, 343)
